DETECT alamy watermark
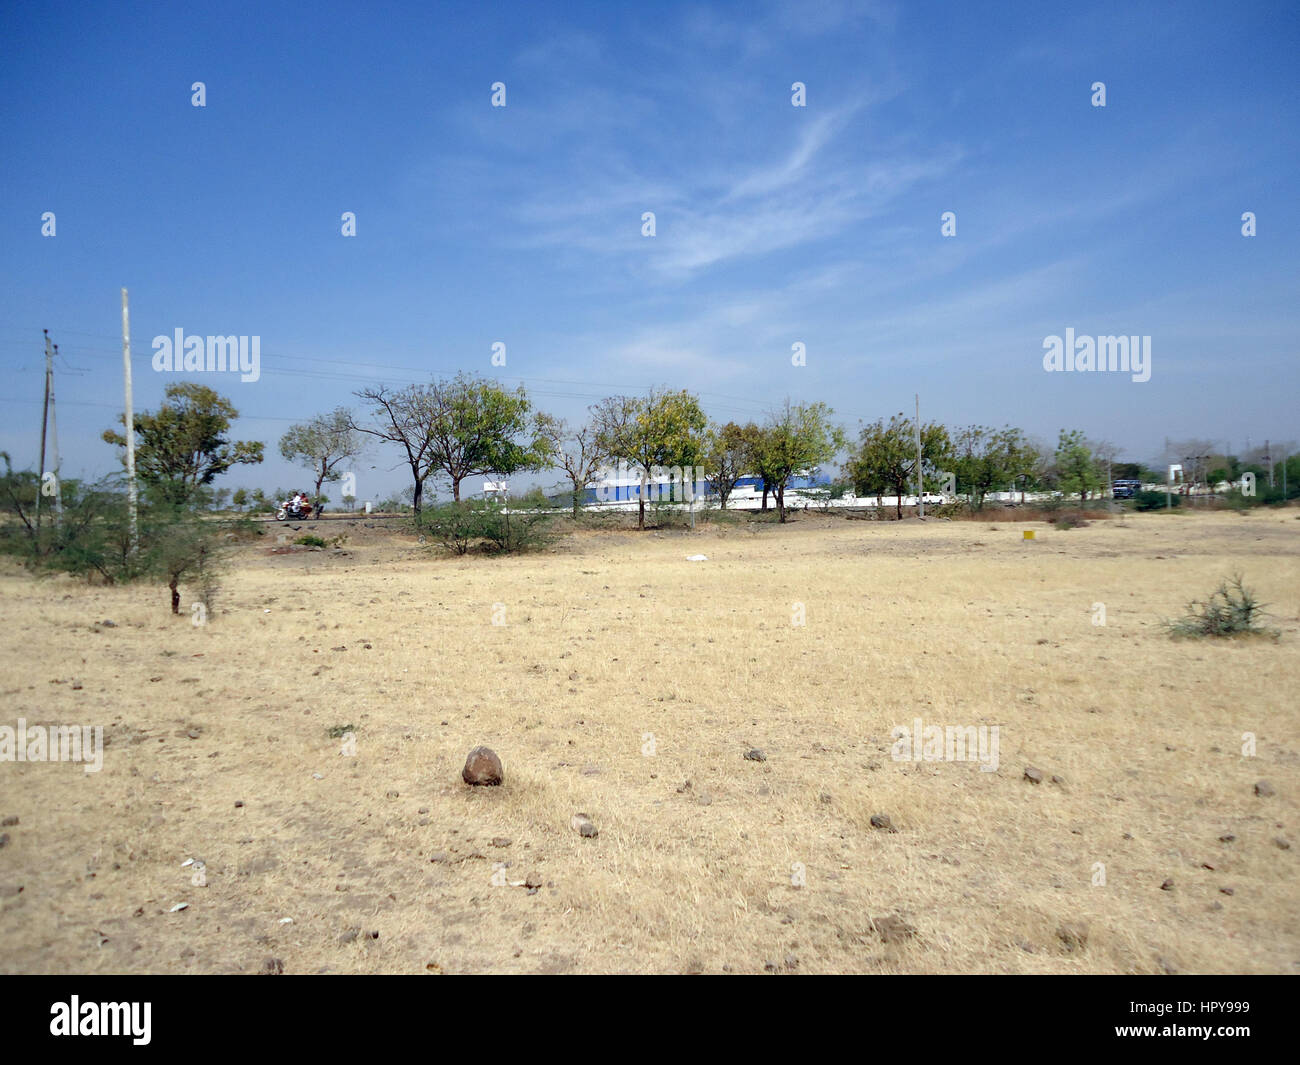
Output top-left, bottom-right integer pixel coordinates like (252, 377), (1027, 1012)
(1, 718), (104, 773)
(152, 329), (261, 382)
(1042, 329), (1150, 383)
(891, 718), (1000, 772)
(594, 460), (708, 503)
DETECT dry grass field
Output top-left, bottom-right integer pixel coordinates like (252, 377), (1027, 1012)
(1, 507), (1296, 974)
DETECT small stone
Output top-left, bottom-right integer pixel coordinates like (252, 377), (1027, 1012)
(385, 790), (399, 799)
(101, 620), (117, 627)
(262, 957), (284, 975)
(784, 952), (798, 970)
(1050, 774), (1066, 786)
(0, 816), (15, 826)
(1024, 767), (1044, 784)
(462, 747), (503, 787)
(1254, 780), (1275, 797)
(570, 813), (598, 838)
(1161, 878), (1175, 891)
(1274, 837), (1291, 850)
(491, 838), (511, 848)
(1220, 887), (1234, 896)
(869, 813), (896, 832)
(525, 872), (543, 889)
(743, 748), (766, 762)
(1218, 834), (1236, 843)
(418, 807), (429, 815)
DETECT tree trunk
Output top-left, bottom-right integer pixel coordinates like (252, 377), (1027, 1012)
(411, 465), (423, 515)
(170, 576), (180, 615)
(638, 496), (645, 530)
(776, 484), (786, 523)
(761, 484), (769, 511)
(453, 478), (461, 503)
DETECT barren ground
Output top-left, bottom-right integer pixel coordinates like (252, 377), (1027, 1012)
(0, 507), (1296, 974)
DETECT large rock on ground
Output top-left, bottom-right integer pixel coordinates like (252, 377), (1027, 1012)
(462, 747), (503, 786)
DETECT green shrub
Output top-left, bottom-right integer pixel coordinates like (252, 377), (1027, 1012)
(1134, 490), (1180, 511)
(415, 500), (556, 555)
(294, 534), (327, 548)
(1165, 573), (1278, 639)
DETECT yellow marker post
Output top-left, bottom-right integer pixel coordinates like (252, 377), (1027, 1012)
(1023, 529), (1036, 540)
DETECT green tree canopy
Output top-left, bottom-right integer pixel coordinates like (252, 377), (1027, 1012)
(751, 401), (845, 522)
(101, 382), (263, 507)
(847, 413), (951, 518)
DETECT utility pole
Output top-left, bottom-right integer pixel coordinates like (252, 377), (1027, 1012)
(1265, 440), (1273, 489)
(915, 393), (924, 519)
(121, 288), (139, 555)
(36, 329), (52, 534)
(49, 344), (63, 523)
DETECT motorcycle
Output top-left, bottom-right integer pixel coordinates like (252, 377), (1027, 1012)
(275, 499), (314, 521)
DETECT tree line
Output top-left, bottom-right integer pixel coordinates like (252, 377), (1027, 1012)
(38, 375), (1300, 530)
(4, 373), (1296, 605)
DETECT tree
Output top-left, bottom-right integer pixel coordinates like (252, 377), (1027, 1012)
(847, 413), (951, 519)
(425, 373), (551, 504)
(351, 384), (441, 515)
(594, 389), (709, 530)
(101, 382), (264, 506)
(703, 421), (757, 510)
(750, 402), (844, 523)
(539, 413), (609, 517)
(231, 488), (248, 512)
(951, 425), (1036, 510)
(279, 408), (364, 514)
(1054, 429), (1102, 505)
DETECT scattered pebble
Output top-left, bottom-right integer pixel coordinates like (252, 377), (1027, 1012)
(570, 813), (598, 838)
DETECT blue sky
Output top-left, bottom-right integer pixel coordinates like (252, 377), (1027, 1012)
(1, 0), (1296, 501)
